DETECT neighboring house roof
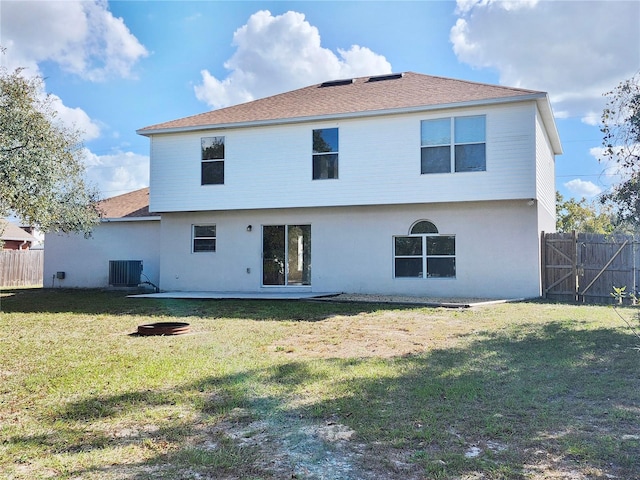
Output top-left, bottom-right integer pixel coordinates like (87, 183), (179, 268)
(0, 220), (38, 243)
(137, 72), (561, 153)
(98, 187), (159, 219)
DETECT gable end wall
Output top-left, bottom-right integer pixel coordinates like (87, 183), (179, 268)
(535, 107), (557, 233)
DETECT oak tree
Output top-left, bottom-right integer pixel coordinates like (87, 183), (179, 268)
(0, 65), (100, 234)
(600, 72), (640, 227)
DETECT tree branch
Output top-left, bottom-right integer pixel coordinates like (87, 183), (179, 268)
(0, 143), (27, 153)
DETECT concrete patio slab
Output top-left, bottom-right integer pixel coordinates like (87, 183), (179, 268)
(129, 291), (340, 300)
(128, 291), (521, 308)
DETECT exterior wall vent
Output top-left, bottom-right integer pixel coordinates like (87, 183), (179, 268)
(109, 260), (142, 287)
(320, 78), (354, 87)
(367, 73), (404, 82)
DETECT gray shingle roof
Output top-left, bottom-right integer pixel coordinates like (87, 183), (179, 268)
(138, 72), (546, 134)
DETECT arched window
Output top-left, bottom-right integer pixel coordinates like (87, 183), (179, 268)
(394, 220), (455, 278)
(410, 220), (438, 235)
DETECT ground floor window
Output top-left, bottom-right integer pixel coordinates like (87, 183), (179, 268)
(394, 220), (455, 278)
(192, 225), (216, 253)
(263, 225), (311, 286)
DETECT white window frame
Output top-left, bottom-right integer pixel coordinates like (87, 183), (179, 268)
(394, 220), (456, 278)
(201, 136), (225, 185)
(420, 115), (486, 174)
(312, 128), (339, 180)
(192, 224), (216, 253)
(393, 234), (456, 279)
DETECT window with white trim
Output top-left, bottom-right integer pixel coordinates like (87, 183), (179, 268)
(421, 115), (485, 174)
(394, 221), (455, 278)
(192, 225), (216, 253)
(312, 128), (338, 179)
(201, 136), (225, 185)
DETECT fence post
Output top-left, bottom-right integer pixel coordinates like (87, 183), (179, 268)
(541, 231), (546, 299)
(634, 236), (638, 305)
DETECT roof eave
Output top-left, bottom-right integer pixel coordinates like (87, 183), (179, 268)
(101, 216), (161, 223)
(136, 93), (551, 136)
(535, 96), (563, 155)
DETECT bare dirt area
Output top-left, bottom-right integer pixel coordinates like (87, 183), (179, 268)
(196, 410), (427, 480)
(272, 308), (472, 359)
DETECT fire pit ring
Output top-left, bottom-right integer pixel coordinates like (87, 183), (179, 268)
(137, 322), (191, 336)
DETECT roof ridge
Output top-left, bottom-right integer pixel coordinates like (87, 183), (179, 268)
(401, 71), (543, 95)
(138, 72), (548, 134)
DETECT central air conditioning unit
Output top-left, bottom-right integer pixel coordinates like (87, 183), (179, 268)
(109, 260), (143, 287)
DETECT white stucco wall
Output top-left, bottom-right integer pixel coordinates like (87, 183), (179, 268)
(44, 219), (161, 289)
(158, 200), (542, 299)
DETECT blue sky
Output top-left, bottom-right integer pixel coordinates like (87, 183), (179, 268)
(2, 0), (639, 200)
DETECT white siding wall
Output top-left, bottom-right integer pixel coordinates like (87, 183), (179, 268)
(535, 108), (557, 233)
(159, 201), (541, 299)
(44, 220), (161, 288)
(150, 102), (539, 213)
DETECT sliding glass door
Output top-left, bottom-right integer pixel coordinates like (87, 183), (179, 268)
(262, 225), (311, 286)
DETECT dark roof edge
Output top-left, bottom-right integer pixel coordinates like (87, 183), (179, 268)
(100, 216), (161, 223)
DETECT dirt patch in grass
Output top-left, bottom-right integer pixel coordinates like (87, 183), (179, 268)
(272, 309), (471, 358)
(173, 408), (426, 480)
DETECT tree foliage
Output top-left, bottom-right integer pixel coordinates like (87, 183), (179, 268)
(600, 72), (640, 227)
(556, 192), (617, 234)
(0, 65), (100, 234)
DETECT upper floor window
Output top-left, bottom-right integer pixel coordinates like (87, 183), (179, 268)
(312, 128), (338, 180)
(421, 116), (485, 174)
(394, 220), (455, 278)
(192, 225), (216, 253)
(201, 136), (225, 185)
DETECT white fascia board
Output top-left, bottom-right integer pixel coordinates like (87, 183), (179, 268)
(535, 96), (563, 155)
(137, 94), (549, 137)
(101, 216), (161, 223)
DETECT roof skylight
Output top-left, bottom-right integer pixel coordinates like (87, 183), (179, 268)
(320, 78), (355, 87)
(367, 73), (404, 82)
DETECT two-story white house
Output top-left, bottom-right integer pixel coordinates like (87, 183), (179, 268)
(45, 72), (560, 298)
(132, 72), (560, 299)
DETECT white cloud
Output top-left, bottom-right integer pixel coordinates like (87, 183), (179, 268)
(194, 10), (392, 109)
(456, 0), (539, 15)
(1, 0), (148, 81)
(564, 179), (602, 198)
(82, 149), (150, 198)
(590, 146), (610, 164)
(1, 0), (148, 194)
(451, 1), (639, 122)
(589, 144), (640, 178)
(50, 94), (101, 141)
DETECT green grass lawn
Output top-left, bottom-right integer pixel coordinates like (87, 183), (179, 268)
(1, 289), (639, 479)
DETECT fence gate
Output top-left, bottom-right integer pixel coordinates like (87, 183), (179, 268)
(542, 232), (639, 304)
(542, 232), (577, 302)
(577, 233), (637, 303)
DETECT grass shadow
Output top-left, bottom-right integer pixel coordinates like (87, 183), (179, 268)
(0, 288), (425, 321)
(11, 320), (636, 479)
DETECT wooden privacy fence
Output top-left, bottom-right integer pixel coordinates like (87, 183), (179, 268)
(0, 250), (44, 287)
(542, 232), (639, 304)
